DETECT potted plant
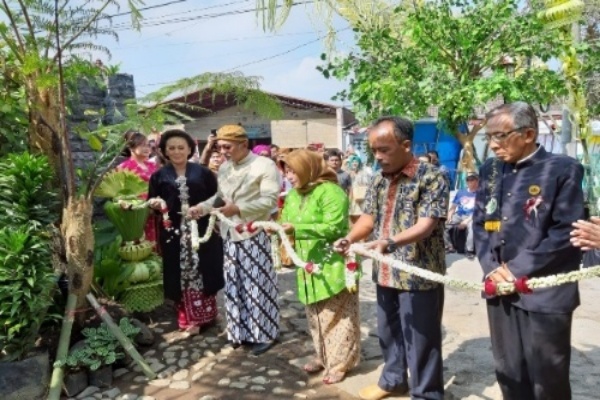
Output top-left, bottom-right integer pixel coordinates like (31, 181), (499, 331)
(95, 170), (164, 312)
(95, 170), (152, 261)
(56, 318), (140, 390)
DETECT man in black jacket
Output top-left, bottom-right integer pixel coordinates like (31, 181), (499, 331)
(473, 102), (584, 400)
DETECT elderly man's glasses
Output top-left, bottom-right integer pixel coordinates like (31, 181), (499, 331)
(483, 127), (527, 143)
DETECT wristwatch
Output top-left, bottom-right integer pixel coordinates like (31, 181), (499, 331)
(385, 238), (398, 253)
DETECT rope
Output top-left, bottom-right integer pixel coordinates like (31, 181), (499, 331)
(144, 201), (600, 296)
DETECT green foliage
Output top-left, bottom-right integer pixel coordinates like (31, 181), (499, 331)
(93, 233), (134, 299)
(0, 226), (56, 361)
(0, 152), (59, 231)
(0, 45), (28, 155)
(94, 170), (148, 200)
(55, 318), (140, 371)
(322, 0), (569, 132)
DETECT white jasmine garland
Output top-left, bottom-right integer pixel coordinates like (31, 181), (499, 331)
(186, 212), (600, 295)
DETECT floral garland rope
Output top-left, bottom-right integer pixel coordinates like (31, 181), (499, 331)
(159, 208), (600, 296)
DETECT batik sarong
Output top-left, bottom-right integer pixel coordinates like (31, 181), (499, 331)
(223, 230), (279, 344)
(306, 289), (361, 374)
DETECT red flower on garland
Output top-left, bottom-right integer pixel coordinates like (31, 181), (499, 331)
(235, 224), (245, 234)
(346, 262), (358, 272)
(514, 277), (532, 294)
(484, 279), (497, 297)
(246, 221), (258, 233)
(305, 262), (314, 274)
(163, 220), (172, 229)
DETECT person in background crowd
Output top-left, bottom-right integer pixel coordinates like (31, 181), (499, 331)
(444, 172), (479, 258)
(347, 155), (372, 224)
(193, 124), (281, 355)
(342, 145), (356, 171)
(252, 144), (271, 157)
(571, 216), (600, 250)
(417, 154), (431, 163)
(199, 130), (225, 174)
(117, 131), (158, 244)
(473, 102), (584, 400)
(428, 150), (450, 182)
(334, 116), (447, 400)
(148, 129), (224, 335)
(270, 143), (280, 162)
(278, 149), (360, 384)
(326, 148), (352, 194)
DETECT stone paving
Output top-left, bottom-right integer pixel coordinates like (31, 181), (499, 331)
(68, 254), (600, 400)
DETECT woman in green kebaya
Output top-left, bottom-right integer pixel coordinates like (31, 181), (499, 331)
(278, 149), (360, 385)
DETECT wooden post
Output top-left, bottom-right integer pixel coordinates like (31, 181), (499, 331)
(85, 293), (156, 379)
(47, 293), (77, 400)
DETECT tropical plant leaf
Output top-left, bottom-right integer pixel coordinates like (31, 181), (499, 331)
(94, 170), (147, 199)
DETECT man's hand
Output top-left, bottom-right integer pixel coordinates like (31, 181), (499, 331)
(571, 217), (600, 251)
(216, 201), (240, 218)
(333, 238), (352, 256)
(187, 205), (206, 220)
(364, 239), (388, 254)
(487, 263), (515, 284)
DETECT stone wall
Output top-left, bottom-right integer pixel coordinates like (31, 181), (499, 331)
(68, 74), (135, 171)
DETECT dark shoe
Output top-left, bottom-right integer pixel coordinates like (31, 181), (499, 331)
(252, 341), (275, 355)
(466, 252), (475, 260)
(445, 246), (456, 254)
(229, 341), (241, 349)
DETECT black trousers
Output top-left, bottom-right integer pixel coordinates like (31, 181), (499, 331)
(376, 285), (444, 400)
(487, 299), (573, 400)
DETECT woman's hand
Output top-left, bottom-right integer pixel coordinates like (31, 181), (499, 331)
(333, 237), (352, 256)
(571, 217), (600, 251)
(281, 223), (294, 234)
(148, 198), (163, 210)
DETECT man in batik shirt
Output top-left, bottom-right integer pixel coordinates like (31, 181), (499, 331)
(334, 116), (448, 400)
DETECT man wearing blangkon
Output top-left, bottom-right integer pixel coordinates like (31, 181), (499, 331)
(334, 116), (448, 400)
(473, 102), (584, 399)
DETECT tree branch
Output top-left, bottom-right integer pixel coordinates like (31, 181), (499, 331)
(52, 0), (112, 63)
(1, 0), (27, 60)
(55, 0), (76, 199)
(16, 0), (38, 52)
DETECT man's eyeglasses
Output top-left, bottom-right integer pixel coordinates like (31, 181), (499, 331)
(217, 144), (235, 151)
(483, 127), (528, 144)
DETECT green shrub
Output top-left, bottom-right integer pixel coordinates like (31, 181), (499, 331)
(0, 152), (59, 230)
(0, 226), (55, 361)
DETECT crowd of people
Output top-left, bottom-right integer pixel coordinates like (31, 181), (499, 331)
(117, 101), (600, 400)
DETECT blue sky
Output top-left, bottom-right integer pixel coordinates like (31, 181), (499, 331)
(96, 0), (355, 106)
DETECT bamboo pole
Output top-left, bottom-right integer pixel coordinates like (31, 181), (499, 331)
(47, 293), (77, 400)
(85, 293), (156, 379)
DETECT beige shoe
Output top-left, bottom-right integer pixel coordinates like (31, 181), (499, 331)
(358, 384), (392, 400)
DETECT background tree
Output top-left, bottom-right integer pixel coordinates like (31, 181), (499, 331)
(317, 0), (568, 172)
(583, 0), (600, 118)
(0, 0), (282, 311)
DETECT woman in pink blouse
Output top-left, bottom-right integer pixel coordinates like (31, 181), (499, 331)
(117, 131), (158, 243)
